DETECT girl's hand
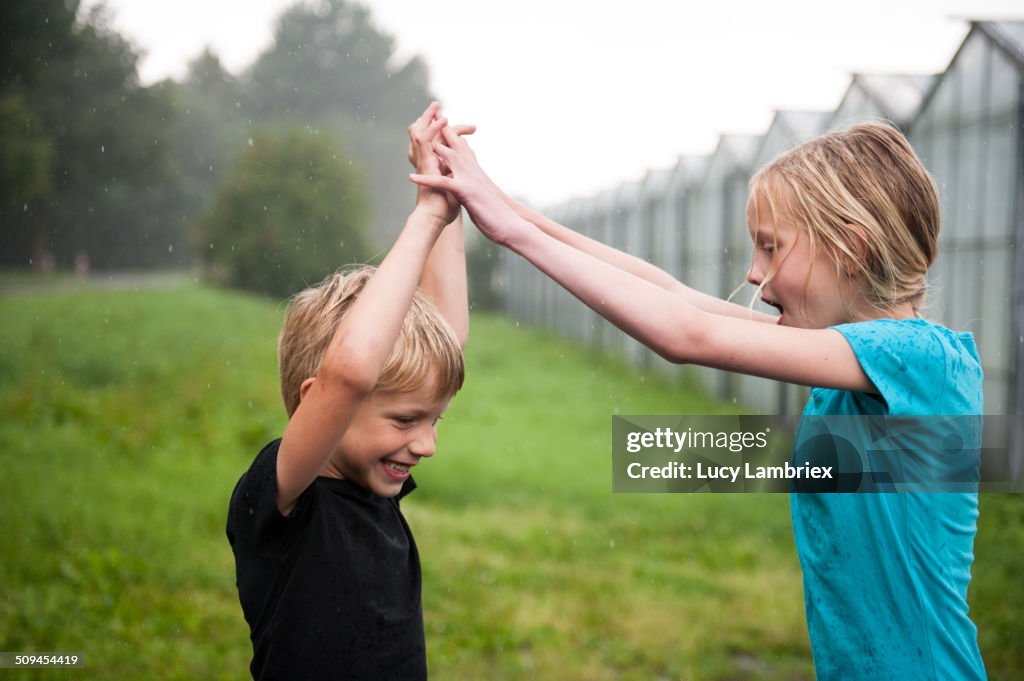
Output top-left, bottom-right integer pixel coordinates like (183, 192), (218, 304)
(408, 127), (530, 246)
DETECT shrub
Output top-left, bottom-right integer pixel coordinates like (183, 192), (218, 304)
(196, 127), (372, 298)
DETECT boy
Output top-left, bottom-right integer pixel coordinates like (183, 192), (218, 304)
(227, 103), (468, 680)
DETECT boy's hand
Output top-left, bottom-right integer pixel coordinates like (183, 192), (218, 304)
(407, 103), (474, 226)
(407, 102), (475, 172)
(409, 127), (529, 247)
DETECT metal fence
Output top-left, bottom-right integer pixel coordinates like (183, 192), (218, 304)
(498, 20), (1024, 472)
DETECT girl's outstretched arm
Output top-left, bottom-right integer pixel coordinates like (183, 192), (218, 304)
(497, 189), (777, 323)
(411, 128), (873, 393)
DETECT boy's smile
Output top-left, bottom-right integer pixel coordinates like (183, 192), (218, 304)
(322, 379), (451, 497)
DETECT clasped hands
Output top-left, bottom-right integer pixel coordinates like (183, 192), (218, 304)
(407, 102), (528, 246)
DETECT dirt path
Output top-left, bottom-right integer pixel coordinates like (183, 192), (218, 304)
(0, 270), (193, 297)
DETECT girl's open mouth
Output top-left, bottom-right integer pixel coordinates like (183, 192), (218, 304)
(762, 297), (785, 325)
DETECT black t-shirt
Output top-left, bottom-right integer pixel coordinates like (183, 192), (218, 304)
(226, 439), (426, 681)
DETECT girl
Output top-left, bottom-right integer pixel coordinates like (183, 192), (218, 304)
(411, 121), (986, 679)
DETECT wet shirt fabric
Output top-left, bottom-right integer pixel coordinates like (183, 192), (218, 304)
(226, 439), (426, 681)
(791, 318), (986, 680)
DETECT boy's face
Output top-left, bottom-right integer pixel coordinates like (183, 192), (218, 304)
(327, 379), (451, 497)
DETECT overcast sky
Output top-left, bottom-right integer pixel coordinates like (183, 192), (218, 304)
(82, 0), (1023, 206)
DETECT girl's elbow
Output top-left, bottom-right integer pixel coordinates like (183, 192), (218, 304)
(657, 344), (694, 365)
(654, 325), (705, 365)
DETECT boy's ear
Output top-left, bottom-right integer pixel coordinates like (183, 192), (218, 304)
(298, 377), (316, 403)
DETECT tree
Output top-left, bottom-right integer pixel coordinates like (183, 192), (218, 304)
(0, 0), (72, 268)
(168, 49), (251, 250)
(0, 91), (52, 267)
(195, 127), (372, 299)
(0, 0), (184, 269)
(244, 0), (435, 247)
(39, 5), (181, 268)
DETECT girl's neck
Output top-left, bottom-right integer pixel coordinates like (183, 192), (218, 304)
(848, 299), (919, 324)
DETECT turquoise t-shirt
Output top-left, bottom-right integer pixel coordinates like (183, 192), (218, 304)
(791, 318), (986, 680)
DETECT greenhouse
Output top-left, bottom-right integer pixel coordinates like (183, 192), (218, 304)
(497, 20), (1024, 475)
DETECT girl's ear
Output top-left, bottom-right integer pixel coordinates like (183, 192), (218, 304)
(842, 223), (871, 276)
(298, 377), (316, 403)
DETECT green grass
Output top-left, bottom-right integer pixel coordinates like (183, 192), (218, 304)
(1, 281), (1021, 680)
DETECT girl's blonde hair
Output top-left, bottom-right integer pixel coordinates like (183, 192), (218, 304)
(277, 266), (465, 417)
(748, 121), (941, 315)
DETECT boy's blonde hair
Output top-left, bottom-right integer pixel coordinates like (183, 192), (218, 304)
(278, 266), (464, 416)
(748, 121), (941, 314)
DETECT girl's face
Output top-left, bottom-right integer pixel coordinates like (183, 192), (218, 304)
(745, 191), (857, 329)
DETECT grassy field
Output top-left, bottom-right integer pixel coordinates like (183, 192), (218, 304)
(1, 281), (1021, 680)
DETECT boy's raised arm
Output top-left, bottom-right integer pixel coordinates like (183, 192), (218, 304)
(420, 215), (468, 346)
(275, 120), (457, 516)
(409, 102), (473, 347)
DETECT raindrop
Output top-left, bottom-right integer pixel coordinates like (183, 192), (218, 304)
(248, 138), (254, 146)
(168, 244), (174, 253)
(100, 145), (105, 153)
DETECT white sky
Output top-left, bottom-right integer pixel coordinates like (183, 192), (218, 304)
(82, 0), (1024, 206)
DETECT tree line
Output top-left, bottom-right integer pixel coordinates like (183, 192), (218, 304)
(0, 0), (464, 299)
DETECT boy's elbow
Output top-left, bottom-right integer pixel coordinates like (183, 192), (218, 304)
(317, 351), (379, 397)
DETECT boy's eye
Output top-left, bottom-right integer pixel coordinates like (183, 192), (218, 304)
(393, 416), (417, 427)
